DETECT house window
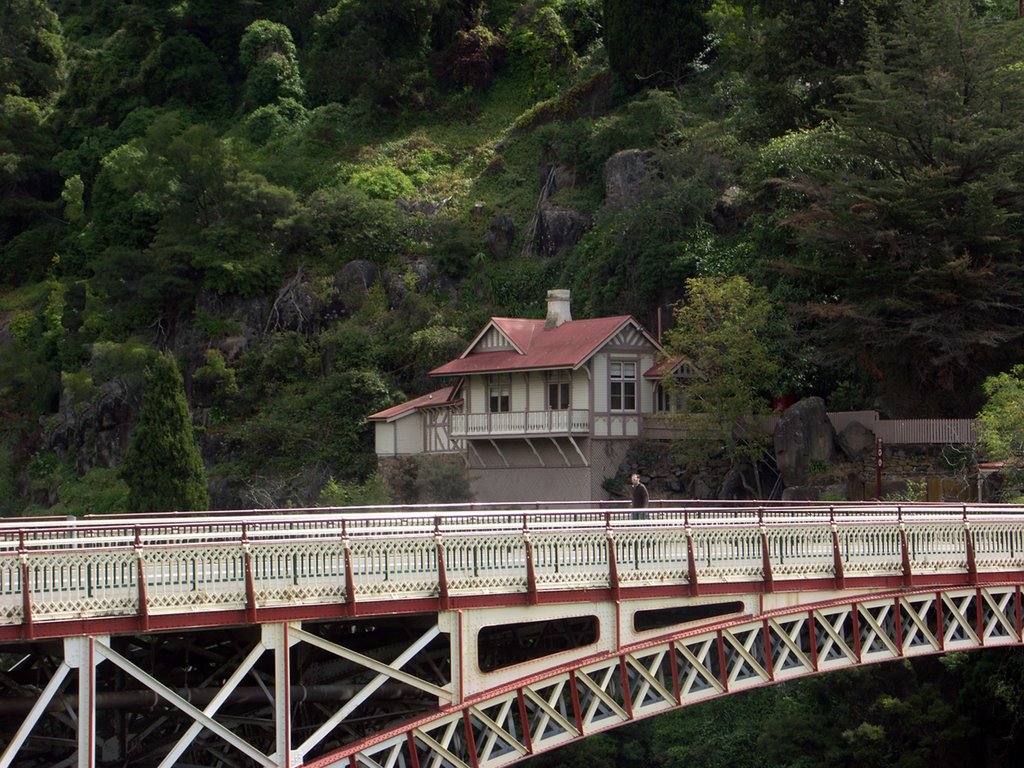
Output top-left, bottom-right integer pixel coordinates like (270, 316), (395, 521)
(548, 371), (570, 410)
(488, 375), (510, 413)
(610, 361), (636, 411)
(655, 383), (681, 413)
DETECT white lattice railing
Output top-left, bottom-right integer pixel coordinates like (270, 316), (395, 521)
(451, 410), (590, 437)
(2, 502), (1024, 631)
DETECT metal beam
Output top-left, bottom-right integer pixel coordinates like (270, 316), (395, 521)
(94, 639), (277, 767)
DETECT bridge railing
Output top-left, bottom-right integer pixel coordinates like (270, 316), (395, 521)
(3, 503), (1024, 634)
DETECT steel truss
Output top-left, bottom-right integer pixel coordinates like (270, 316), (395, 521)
(1, 584), (1022, 767)
(308, 584), (1024, 768)
(0, 618), (450, 768)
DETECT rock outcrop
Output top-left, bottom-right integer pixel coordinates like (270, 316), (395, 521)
(534, 204), (590, 256)
(603, 149), (653, 211)
(774, 397), (838, 487)
(485, 215), (516, 259)
(837, 421), (877, 460)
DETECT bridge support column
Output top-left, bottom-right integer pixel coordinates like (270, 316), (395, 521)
(264, 623), (297, 767)
(67, 635), (107, 768)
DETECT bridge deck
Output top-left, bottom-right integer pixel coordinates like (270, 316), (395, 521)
(2, 501), (1023, 641)
(2, 501), (1023, 768)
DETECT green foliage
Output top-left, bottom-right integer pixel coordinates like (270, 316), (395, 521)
(577, 89), (686, 174)
(121, 354), (209, 513)
(244, 332), (319, 393)
(49, 467), (130, 517)
(226, 367), (391, 482)
(882, 478), (926, 502)
(557, 126), (726, 318)
(139, 33), (230, 116)
(435, 24), (506, 90)
(60, 369), (98, 414)
(240, 20), (306, 113)
(320, 322), (377, 370)
(663, 276), (779, 474)
(89, 339), (156, 387)
(777, 0), (1024, 416)
(0, 0), (66, 102)
(484, 258), (557, 317)
(244, 99), (307, 144)
(294, 183), (407, 267)
(976, 364), (1024, 497)
(414, 455), (473, 503)
(977, 364), (1024, 462)
(410, 324), (468, 374)
(807, 458), (830, 477)
(602, 0), (710, 92)
(318, 473), (392, 507)
(193, 349), (239, 405)
(306, 0), (443, 109)
(349, 164), (417, 200)
(707, 0), (897, 137)
(0, 93), (61, 284)
(85, 118), (297, 328)
(503, 2), (577, 98)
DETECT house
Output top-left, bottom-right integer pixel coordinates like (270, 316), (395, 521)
(369, 290), (678, 502)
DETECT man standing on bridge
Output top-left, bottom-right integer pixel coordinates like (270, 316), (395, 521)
(630, 473), (649, 519)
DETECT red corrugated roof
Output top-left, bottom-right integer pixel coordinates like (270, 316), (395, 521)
(367, 386), (459, 422)
(644, 355), (687, 379)
(429, 315), (640, 377)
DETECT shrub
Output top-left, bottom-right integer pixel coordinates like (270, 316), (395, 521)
(297, 184), (407, 266)
(318, 473), (392, 506)
(504, 3), (576, 97)
(193, 349), (239, 404)
(349, 164), (417, 200)
(436, 24), (506, 89)
(414, 456), (473, 503)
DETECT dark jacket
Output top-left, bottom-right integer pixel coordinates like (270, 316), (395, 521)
(631, 482), (649, 508)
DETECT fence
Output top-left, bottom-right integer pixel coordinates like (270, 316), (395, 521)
(746, 410), (977, 445)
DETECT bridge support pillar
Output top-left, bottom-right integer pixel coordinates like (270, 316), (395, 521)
(67, 635), (108, 768)
(264, 623), (299, 767)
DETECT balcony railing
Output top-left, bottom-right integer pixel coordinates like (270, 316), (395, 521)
(451, 409), (590, 437)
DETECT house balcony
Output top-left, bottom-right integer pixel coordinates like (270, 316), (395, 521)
(451, 410), (590, 438)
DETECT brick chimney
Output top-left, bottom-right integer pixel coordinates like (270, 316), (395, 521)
(545, 289), (572, 329)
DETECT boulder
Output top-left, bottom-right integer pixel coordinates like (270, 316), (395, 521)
(837, 421), (877, 460)
(330, 260), (380, 317)
(535, 204), (590, 256)
(485, 215), (516, 259)
(603, 149), (653, 211)
(774, 397), (838, 487)
(334, 259), (379, 292)
(48, 380), (140, 473)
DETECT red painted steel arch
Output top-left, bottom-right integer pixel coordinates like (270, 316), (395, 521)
(308, 582), (1024, 768)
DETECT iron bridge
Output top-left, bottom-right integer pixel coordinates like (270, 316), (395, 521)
(1, 500), (1024, 768)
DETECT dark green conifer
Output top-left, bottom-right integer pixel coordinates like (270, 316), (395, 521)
(602, 0), (710, 92)
(121, 353), (209, 513)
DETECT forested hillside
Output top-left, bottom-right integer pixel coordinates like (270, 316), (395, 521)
(1, 0), (1023, 515)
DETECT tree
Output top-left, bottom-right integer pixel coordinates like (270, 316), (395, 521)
(121, 353), (209, 513)
(661, 276), (779, 490)
(306, 0), (443, 108)
(602, 0), (710, 92)
(239, 19), (305, 112)
(706, 0), (901, 137)
(976, 364), (1024, 499)
(776, 0), (1024, 415)
(0, 0), (67, 102)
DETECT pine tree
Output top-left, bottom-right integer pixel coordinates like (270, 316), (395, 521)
(602, 0), (710, 92)
(121, 353), (210, 513)
(779, 0), (1024, 415)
